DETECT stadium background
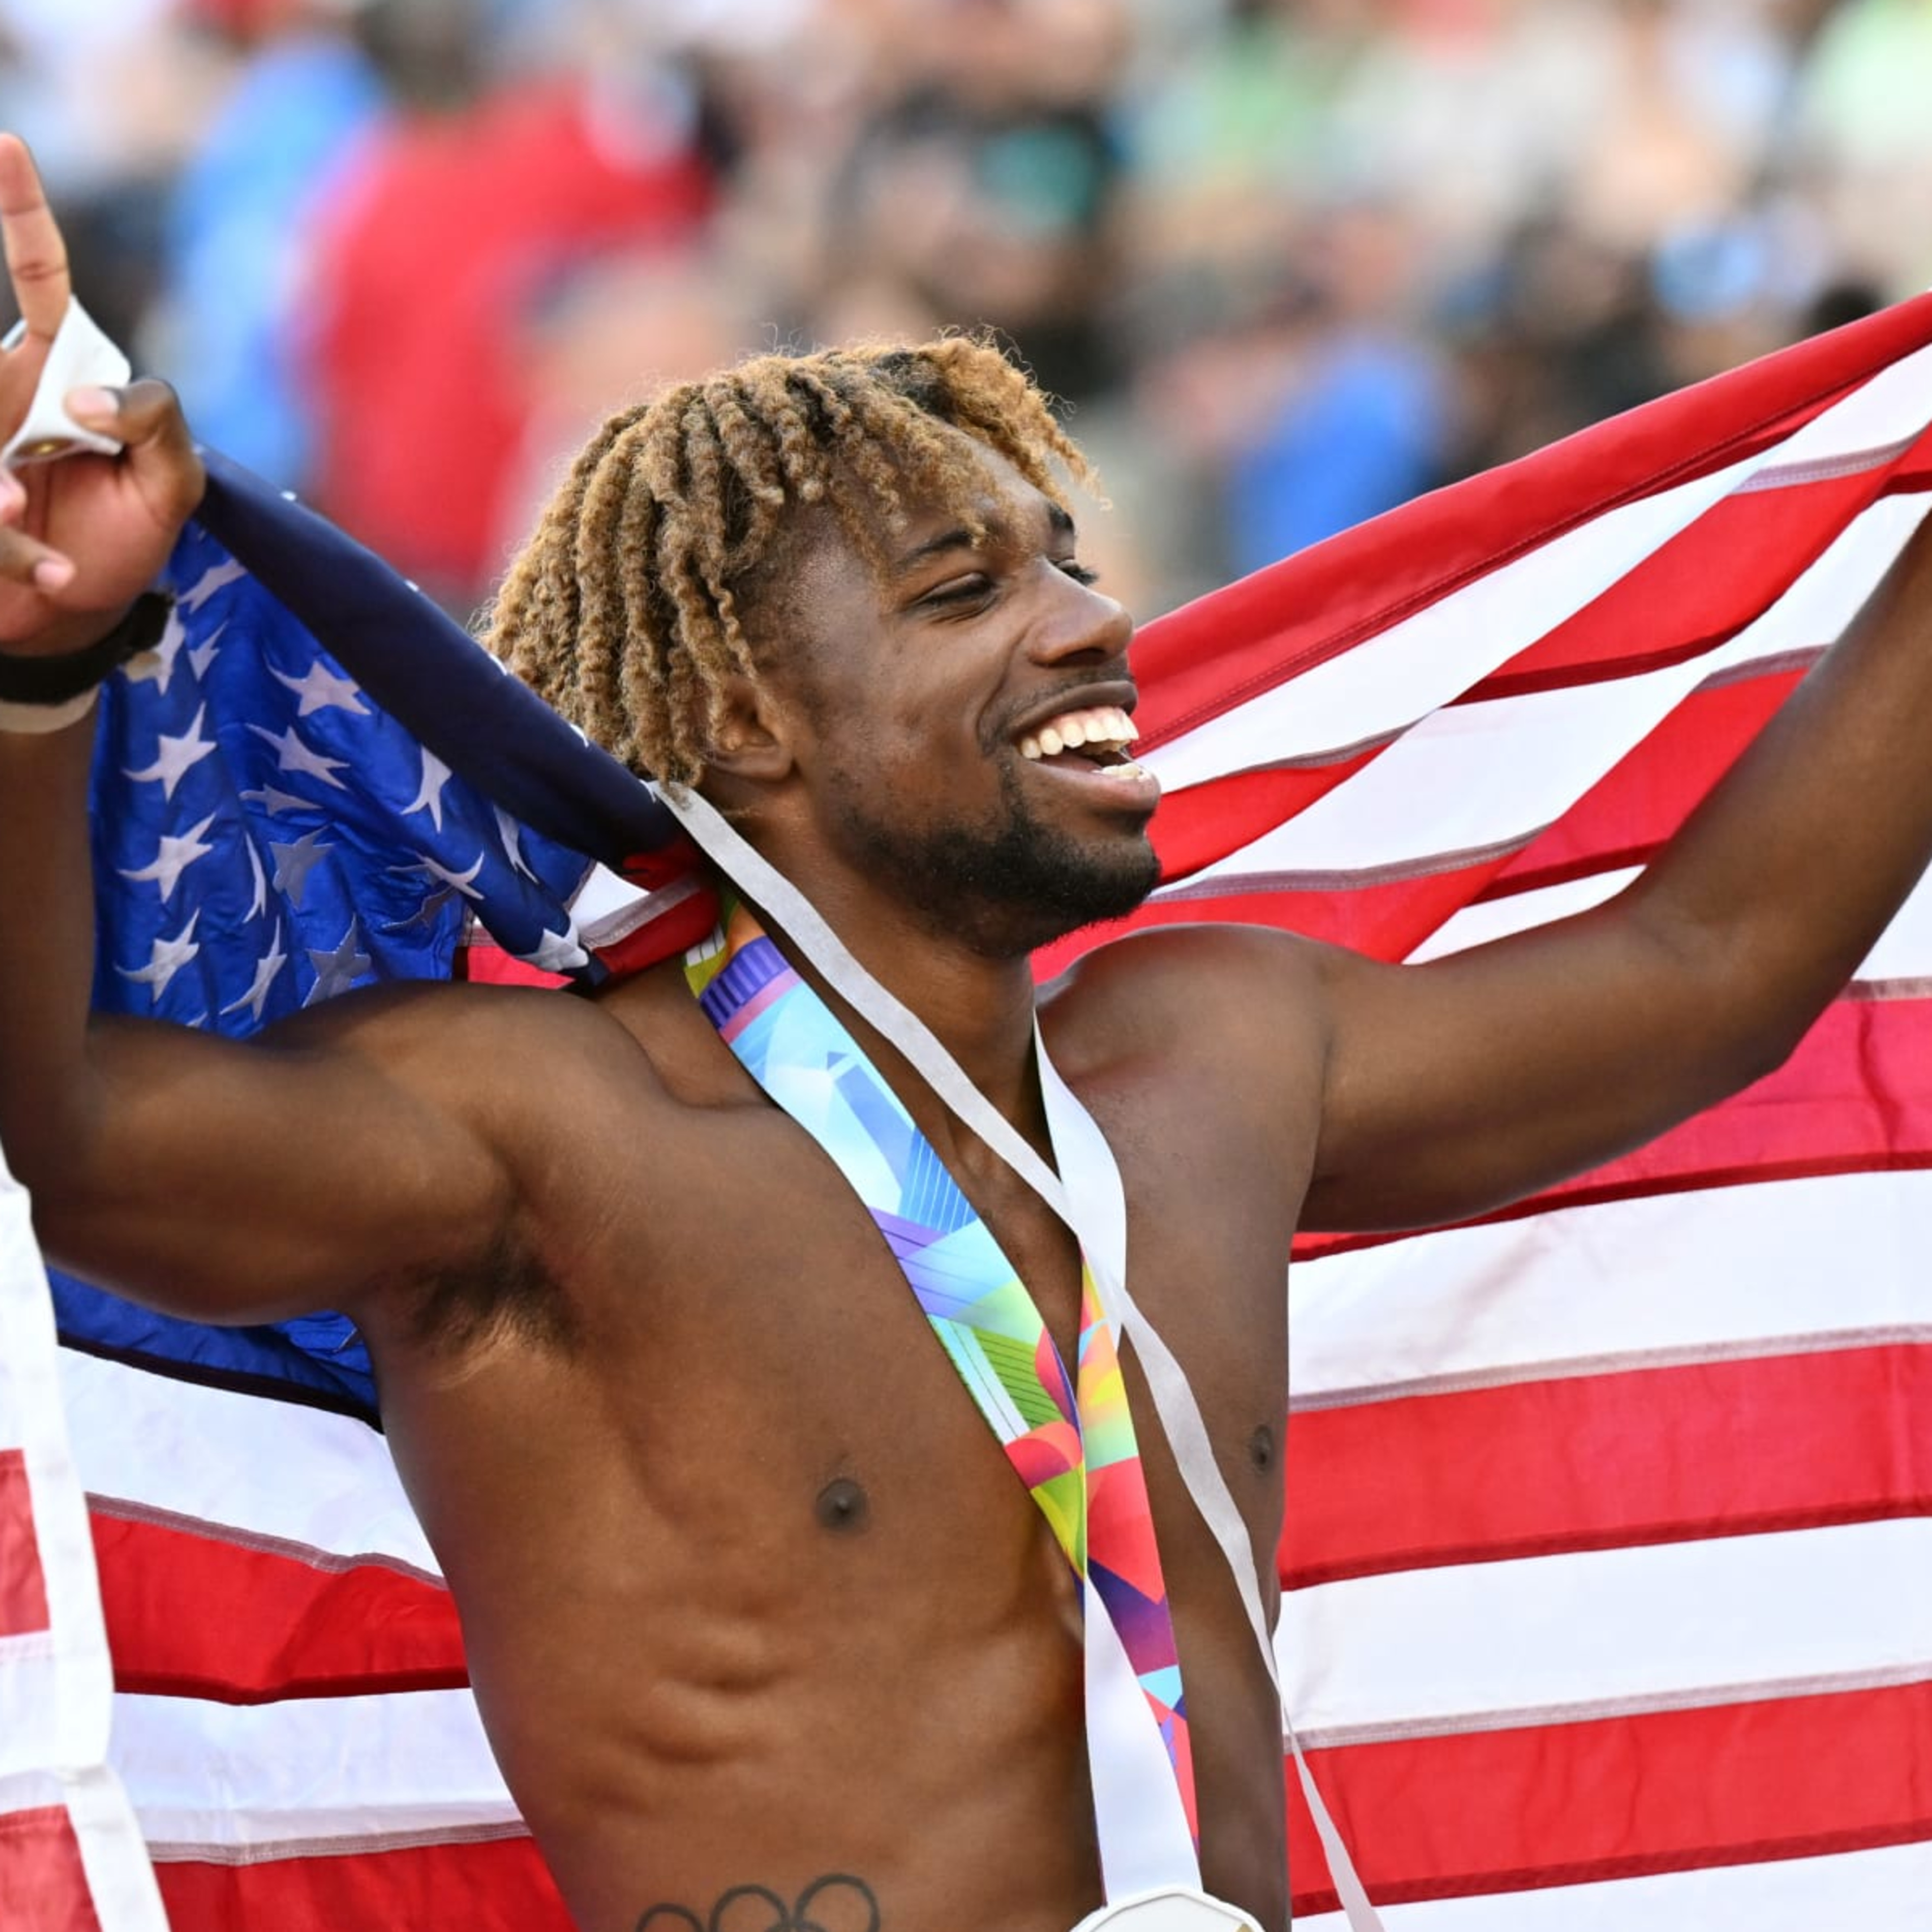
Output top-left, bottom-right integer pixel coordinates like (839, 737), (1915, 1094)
(11, 0), (1932, 619)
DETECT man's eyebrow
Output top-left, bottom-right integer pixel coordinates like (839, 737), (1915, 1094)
(890, 501), (1079, 573)
(891, 525), (979, 573)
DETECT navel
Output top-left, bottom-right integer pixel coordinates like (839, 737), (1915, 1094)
(814, 1476), (871, 1533)
(1248, 1424), (1277, 1474)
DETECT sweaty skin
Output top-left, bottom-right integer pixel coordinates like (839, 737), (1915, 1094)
(9, 135), (1932, 1931)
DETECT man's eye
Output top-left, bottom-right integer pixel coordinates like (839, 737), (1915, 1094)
(920, 575), (994, 608)
(1058, 560), (1100, 587)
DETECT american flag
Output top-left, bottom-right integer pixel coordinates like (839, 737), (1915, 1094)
(4, 294), (1932, 1929)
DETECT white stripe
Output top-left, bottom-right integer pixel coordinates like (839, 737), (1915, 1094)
(57, 1345), (439, 1572)
(1299, 1838), (1932, 1931)
(1406, 867), (1641, 957)
(112, 1687), (517, 1851)
(1277, 1517), (1932, 1742)
(1151, 350), (1932, 792)
(1291, 1167), (1932, 1406)
(0, 1155), (168, 1927)
(1168, 495), (1929, 883)
(1413, 842), (1932, 976)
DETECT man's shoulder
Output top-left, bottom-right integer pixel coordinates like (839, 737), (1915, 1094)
(1041, 919), (1330, 1076)
(1044, 918), (1324, 1010)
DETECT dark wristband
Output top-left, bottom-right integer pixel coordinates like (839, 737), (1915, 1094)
(0, 592), (175, 706)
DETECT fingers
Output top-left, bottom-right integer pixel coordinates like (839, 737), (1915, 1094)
(0, 135), (70, 346)
(0, 469), (73, 591)
(66, 378), (206, 524)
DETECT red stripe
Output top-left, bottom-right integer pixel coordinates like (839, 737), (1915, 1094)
(1282, 1343), (1932, 1589)
(1488, 659), (1806, 900)
(1295, 991), (1932, 1262)
(1148, 743), (1385, 888)
(0, 1449), (49, 1639)
(1287, 1678), (1932, 1915)
(155, 1832), (570, 1932)
(1131, 294), (1932, 748)
(0, 1805), (100, 1932)
(90, 1509), (467, 1703)
(1041, 856), (1512, 978)
(1463, 459), (1932, 703)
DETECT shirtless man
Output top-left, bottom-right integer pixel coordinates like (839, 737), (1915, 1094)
(5, 136), (1932, 1932)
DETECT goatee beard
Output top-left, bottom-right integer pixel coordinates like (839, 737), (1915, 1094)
(832, 761), (1160, 958)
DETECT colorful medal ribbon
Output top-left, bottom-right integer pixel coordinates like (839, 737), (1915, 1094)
(689, 907), (1199, 1849)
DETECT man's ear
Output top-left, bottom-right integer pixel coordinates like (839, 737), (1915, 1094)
(703, 671), (796, 787)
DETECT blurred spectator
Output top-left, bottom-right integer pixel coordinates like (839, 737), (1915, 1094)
(151, 0), (386, 484)
(824, 0), (1132, 399)
(297, 0), (713, 606)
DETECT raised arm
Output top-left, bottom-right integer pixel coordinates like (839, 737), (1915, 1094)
(1276, 503), (1932, 1232)
(0, 136), (569, 1323)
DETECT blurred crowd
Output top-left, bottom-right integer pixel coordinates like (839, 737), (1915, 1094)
(7, 0), (1930, 617)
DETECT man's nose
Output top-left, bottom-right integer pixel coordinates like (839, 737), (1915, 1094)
(1028, 568), (1134, 669)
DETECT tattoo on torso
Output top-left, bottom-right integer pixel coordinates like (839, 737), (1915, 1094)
(635, 1874), (881, 1932)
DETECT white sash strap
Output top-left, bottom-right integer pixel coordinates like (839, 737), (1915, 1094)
(661, 790), (1387, 1928)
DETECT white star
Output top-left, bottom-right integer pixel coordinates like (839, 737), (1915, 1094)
(249, 722), (348, 790)
(221, 922), (289, 1024)
(395, 850), (485, 900)
(387, 884), (463, 934)
(270, 658), (369, 719)
(187, 620), (226, 682)
(180, 556), (248, 613)
(117, 812), (217, 903)
(493, 804), (537, 881)
(124, 704), (218, 802)
(117, 910), (201, 1003)
(305, 919), (372, 1005)
(270, 827), (335, 907)
(521, 925), (589, 973)
(245, 834), (267, 919)
(121, 602), (188, 696)
(240, 781), (310, 816)
(404, 748), (453, 832)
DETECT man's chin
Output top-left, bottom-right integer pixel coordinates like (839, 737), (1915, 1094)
(829, 781), (1161, 957)
(950, 834), (1161, 959)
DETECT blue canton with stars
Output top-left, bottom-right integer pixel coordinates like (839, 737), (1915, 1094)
(52, 452), (688, 1423)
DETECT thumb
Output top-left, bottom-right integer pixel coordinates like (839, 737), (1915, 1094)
(66, 378), (206, 524)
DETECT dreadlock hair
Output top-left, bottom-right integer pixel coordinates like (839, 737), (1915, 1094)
(484, 337), (1098, 790)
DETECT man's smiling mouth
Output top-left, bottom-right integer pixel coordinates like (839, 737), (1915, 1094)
(1016, 703), (1147, 779)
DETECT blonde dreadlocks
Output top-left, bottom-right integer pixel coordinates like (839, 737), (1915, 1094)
(484, 338), (1096, 789)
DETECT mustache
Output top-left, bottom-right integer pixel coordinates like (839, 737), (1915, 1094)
(984, 674), (1136, 751)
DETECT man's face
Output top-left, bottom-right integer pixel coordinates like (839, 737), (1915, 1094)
(741, 442), (1160, 959)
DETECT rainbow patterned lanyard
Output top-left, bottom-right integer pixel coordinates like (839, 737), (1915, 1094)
(688, 907), (1199, 1848)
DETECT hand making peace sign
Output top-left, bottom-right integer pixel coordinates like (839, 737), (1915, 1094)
(0, 134), (204, 653)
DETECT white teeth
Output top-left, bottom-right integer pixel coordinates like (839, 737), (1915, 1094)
(1018, 704), (1139, 754)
